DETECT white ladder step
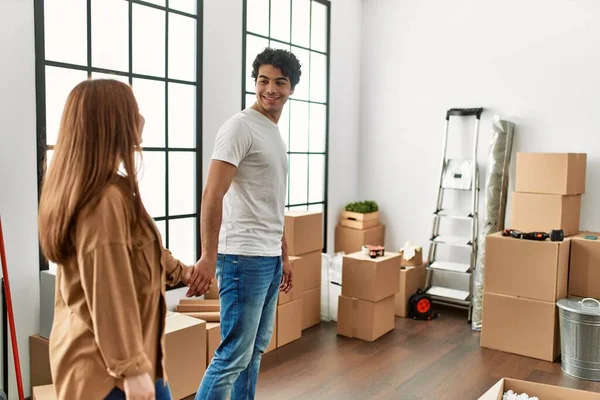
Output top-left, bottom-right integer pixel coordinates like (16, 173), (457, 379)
(431, 235), (473, 248)
(430, 261), (471, 273)
(434, 209), (473, 220)
(427, 286), (470, 301)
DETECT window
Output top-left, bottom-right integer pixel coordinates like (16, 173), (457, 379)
(34, 0), (203, 273)
(243, 0), (330, 248)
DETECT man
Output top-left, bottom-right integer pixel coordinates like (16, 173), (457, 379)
(186, 48), (302, 399)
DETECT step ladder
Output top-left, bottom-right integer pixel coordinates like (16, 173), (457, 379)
(425, 107), (483, 323)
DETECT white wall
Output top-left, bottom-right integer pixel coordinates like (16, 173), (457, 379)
(0, 1), (39, 398)
(360, 0), (600, 252)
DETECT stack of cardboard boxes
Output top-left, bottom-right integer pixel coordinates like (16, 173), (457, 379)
(481, 152), (587, 361)
(337, 251), (400, 341)
(394, 246), (427, 318)
(335, 209), (385, 254)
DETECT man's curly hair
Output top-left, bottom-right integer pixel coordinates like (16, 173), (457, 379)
(251, 48), (302, 89)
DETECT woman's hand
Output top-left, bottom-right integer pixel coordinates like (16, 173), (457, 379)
(124, 372), (155, 400)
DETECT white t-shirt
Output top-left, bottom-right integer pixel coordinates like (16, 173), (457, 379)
(211, 107), (288, 256)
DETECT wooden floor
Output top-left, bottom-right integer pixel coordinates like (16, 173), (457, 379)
(188, 306), (600, 399)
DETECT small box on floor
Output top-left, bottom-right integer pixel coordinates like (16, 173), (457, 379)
(284, 211), (323, 256)
(479, 378), (600, 400)
(568, 232), (600, 299)
(335, 224), (385, 254)
(165, 312), (207, 399)
(277, 298), (302, 347)
(302, 287), (321, 330)
(395, 264), (427, 317)
(337, 295), (395, 342)
(480, 292), (560, 362)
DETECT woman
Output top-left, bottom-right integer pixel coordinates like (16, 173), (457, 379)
(38, 79), (193, 400)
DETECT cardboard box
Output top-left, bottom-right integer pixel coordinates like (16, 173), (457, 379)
(277, 299), (302, 347)
(285, 211), (323, 256)
(515, 152), (586, 195)
(30, 335), (52, 395)
(278, 255), (304, 305)
(337, 295), (395, 342)
(340, 211), (379, 230)
(399, 248), (423, 267)
(510, 192), (581, 236)
(206, 322), (220, 365)
(479, 378), (600, 400)
(335, 224), (385, 254)
(302, 287), (321, 330)
(480, 292), (559, 362)
(165, 312), (207, 399)
(32, 384), (56, 400)
(483, 232), (570, 302)
(568, 232), (600, 298)
(293, 250), (321, 291)
(394, 265), (427, 317)
(342, 251), (401, 302)
(176, 299), (220, 312)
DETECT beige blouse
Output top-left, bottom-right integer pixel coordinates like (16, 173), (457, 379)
(48, 179), (186, 399)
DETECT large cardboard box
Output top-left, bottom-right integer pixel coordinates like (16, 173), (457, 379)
(337, 295), (395, 342)
(285, 211), (323, 256)
(394, 265), (427, 317)
(515, 152), (586, 195)
(32, 384), (56, 400)
(277, 299), (302, 347)
(335, 224), (385, 254)
(165, 312), (207, 400)
(484, 232), (570, 302)
(480, 292), (559, 362)
(206, 322), (220, 365)
(278, 255), (304, 305)
(302, 287), (321, 330)
(569, 232), (600, 298)
(293, 250), (321, 291)
(342, 251), (401, 302)
(176, 299), (220, 312)
(30, 335), (52, 395)
(510, 192), (581, 236)
(479, 378), (600, 400)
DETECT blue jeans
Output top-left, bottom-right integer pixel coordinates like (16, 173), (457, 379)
(195, 254), (282, 400)
(104, 379), (171, 399)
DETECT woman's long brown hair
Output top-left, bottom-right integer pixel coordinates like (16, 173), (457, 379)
(38, 79), (144, 264)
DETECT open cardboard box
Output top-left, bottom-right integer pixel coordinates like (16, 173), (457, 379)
(479, 378), (600, 400)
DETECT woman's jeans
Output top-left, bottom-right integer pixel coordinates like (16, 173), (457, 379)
(195, 254), (282, 400)
(105, 379), (171, 399)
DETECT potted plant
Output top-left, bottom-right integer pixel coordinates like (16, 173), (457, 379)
(340, 200), (380, 229)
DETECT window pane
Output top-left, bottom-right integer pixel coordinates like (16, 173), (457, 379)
(168, 218), (197, 265)
(286, 154), (290, 205)
(245, 93), (256, 109)
(308, 203), (323, 212)
(289, 101), (308, 152)
(138, 151), (166, 218)
(45, 150), (55, 172)
(44, 0), (87, 65)
(154, 220), (167, 246)
(246, 0), (269, 36)
(245, 35), (269, 93)
(290, 46), (309, 100)
(308, 154), (325, 203)
(279, 101), (290, 151)
(133, 4), (165, 77)
(288, 205), (308, 211)
(91, 0), (128, 72)
(91, 72), (129, 84)
(309, 103), (326, 152)
(270, 0), (290, 43)
(45, 66), (88, 146)
(143, 0), (166, 5)
(269, 40), (291, 52)
(310, 1), (327, 52)
(168, 152), (196, 216)
(291, 0), (310, 48)
(133, 78), (165, 148)
(169, 0), (197, 15)
(310, 52), (327, 103)
(289, 154), (308, 205)
(168, 14), (196, 82)
(168, 83), (196, 148)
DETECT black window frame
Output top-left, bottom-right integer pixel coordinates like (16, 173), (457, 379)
(242, 0), (331, 251)
(33, 0), (204, 280)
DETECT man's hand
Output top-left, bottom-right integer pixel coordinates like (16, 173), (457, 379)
(123, 372), (155, 400)
(186, 257), (217, 297)
(181, 265), (194, 286)
(280, 259), (293, 293)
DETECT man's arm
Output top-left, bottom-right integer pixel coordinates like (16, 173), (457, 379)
(186, 159), (237, 296)
(280, 230), (293, 293)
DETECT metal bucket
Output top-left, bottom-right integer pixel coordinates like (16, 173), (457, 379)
(557, 297), (600, 381)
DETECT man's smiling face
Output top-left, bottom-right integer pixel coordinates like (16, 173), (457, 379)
(254, 64), (294, 116)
